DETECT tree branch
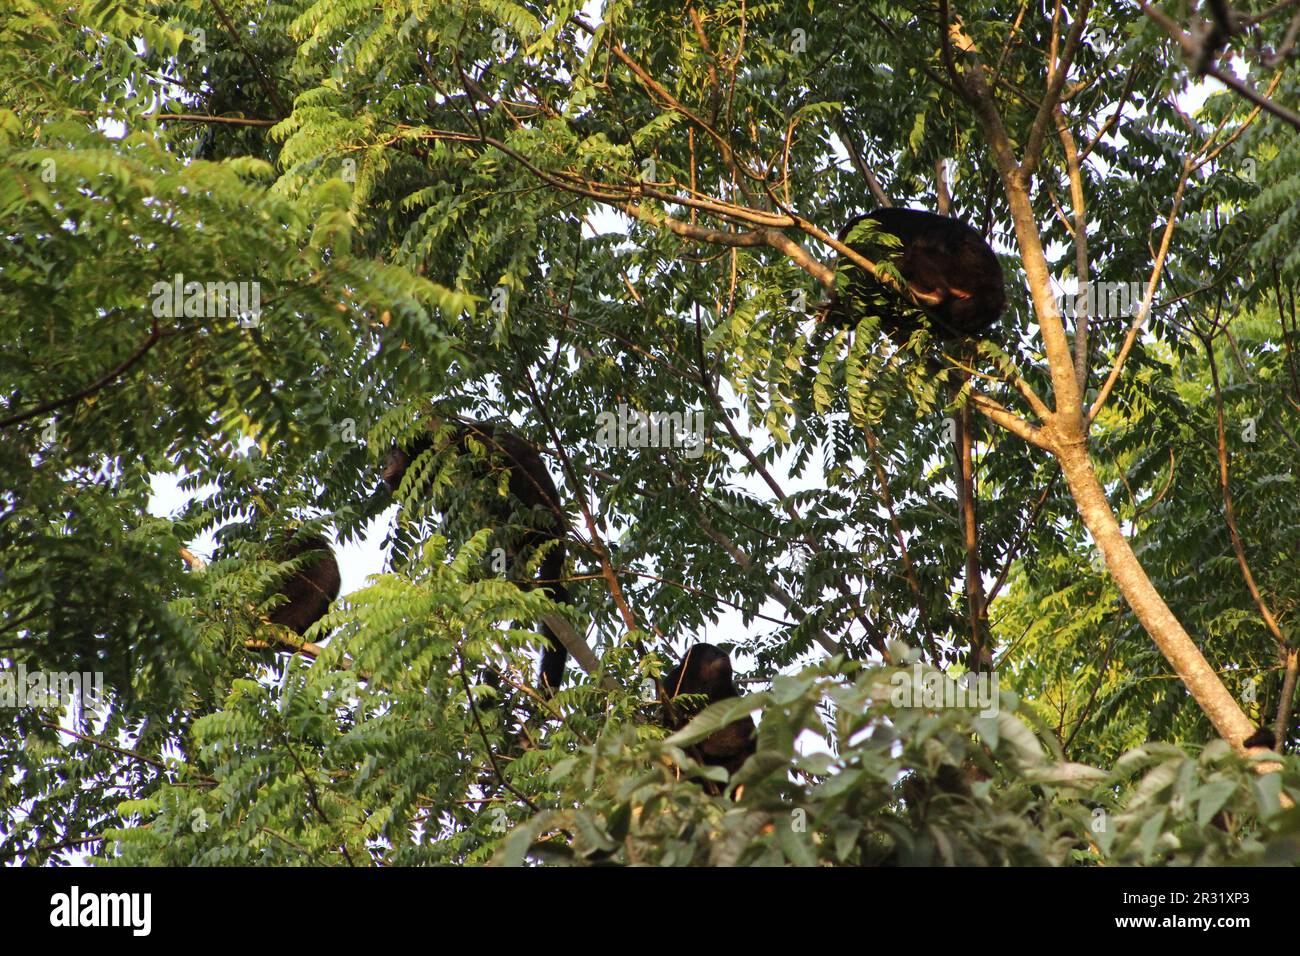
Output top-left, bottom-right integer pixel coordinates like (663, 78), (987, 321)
(0, 322), (165, 431)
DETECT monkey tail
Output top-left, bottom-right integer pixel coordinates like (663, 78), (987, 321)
(538, 580), (569, 692)
(954, 364), (991, 672)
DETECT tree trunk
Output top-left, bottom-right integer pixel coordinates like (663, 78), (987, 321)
(1052, 433), (1256, 745)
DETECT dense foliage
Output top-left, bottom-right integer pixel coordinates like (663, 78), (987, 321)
(3, 0), (1300, 865)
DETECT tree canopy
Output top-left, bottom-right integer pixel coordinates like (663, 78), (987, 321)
(4, 0), (1300, 867)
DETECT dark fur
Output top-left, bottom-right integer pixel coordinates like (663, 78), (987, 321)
(382, 419), (570, 690)
(825, 207), (1006, 340)
(268, 533), (341, 636)
(826, 209), (1007, 671)
(662, 643), (756, 777)
(1243, 726), (1277, 750)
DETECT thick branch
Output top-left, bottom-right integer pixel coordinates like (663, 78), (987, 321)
(1022, 1), (1093, 177)
(1273, 649), (1299, 750)
(540, 612), (619, 691)
(951, 15), (1256, 750)
(1089, 160), (1192, 421)
(1054, 105), (1091, 401)
(1140, 1), (1300, 128)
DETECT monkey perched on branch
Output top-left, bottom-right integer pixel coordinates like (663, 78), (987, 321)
(824, 207), (1009, 672)
(266, 532), (341, 638)
(660, 643), (756, 778)
(824, 207), (1007, 342)
(382, 418), (572, 691)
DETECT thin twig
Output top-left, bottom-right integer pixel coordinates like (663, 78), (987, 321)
(457, 654), (538, 813)
(0, 323), (165, 430)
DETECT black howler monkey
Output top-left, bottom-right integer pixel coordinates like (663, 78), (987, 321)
(825, 207), (1007, 341)
(826, 208), (1007, 671)
(267, 533), (341, 637)
(1243, 726), (1277, 750)
(661, 643), (756, 777)
(382, 419), (571, 691)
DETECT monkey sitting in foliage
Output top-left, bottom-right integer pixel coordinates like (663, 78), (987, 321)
(825, 208), (1008, 672)
(382, 418), (571, 691)
(1243, 726), (1278, 751)
(265, 532), (341, 638)
(825, 207), (1007, 341)
(661, 643), (756, 777)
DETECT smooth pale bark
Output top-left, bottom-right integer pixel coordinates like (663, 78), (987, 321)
(1053, 431), (1256, 744)
(541, 612), (619, 692)
(944, 25), (1261, 749)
